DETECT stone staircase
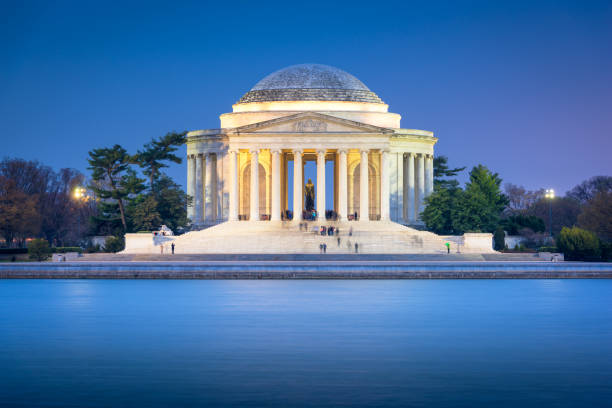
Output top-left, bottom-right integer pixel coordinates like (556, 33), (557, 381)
(163, 220), (468, 254)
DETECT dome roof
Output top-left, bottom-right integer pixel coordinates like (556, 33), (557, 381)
(237, 64), (384, 104)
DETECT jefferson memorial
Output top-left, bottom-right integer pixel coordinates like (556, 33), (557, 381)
(125, 64), (493, 254)
(187, 63), (435, 226)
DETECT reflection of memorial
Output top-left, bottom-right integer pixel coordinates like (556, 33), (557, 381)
(186, 64), (437, 227)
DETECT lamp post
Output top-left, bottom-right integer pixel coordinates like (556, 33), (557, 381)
(545, 189), (555, 238)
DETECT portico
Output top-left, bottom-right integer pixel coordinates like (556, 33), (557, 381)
(187, 145), (434, 224)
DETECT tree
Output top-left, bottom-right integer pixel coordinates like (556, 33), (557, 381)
(528, 196), (581, 236)
(27, 238), (51, 261)
(421, 185), (463, 235)
(153, 175), (190, 231)
(127, 194), (162, 231)
(494, 227), (506, 250)
(500, 214), (546, 235)
(0, 176), (40, 246)
(1, 158), (92, 247)
(135, 131), (186, 190)
(503, 183), (544, 215)
(433, 156), (465, 190)
(104, 236), (125, 253)
(567, 176), (612, 204)
(557, 227), (600, 261)
(453, 165), (508, 233)
(578, 191), (612, 242)
(88, 145), (137, 231)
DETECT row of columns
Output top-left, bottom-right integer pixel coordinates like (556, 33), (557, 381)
(191, 150), (434, 224)
(394, 152), (434, 223)
(227, 149), (392, 222)
(187, 153), (222, 224)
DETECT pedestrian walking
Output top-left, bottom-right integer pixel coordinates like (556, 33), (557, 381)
(354, 242), (359, 253)
(319, 243), (323, 254)
(349, 227), (353, 237)
(323, 243), (327, 254)
(171, 243), (175, 254)
(445, 242), (450, 254)
(337, 237), (341, 246)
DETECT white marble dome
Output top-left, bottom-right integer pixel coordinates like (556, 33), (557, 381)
(238, 64), (384, 104)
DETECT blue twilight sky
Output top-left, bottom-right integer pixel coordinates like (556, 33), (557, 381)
(1, 0), (611, 194)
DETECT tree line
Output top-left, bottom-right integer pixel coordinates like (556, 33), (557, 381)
(0, 158), (91, 247)
(0, 131), (190, 249)
(423, 157), (611, 260)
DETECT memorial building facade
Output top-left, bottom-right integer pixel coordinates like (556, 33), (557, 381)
(123, 64), (496, 253)
(186, 63), (437, 227)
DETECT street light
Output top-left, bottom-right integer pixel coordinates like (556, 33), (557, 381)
(73, 187), (90, 201)
(73, 187), (85, 199)
(545, 189), (555, 238)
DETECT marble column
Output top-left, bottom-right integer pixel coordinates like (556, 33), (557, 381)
(250, 149), (259, 221)
(380, 150), (390, 221)
(271, 149), (281, 221)
(406, 153), (415, 223)
(417, 153), (425, 219)
(216, 152), (224, 221)
(316, 150), (326, 221)
(292, 149), (303, 221)
(360, 150), (369, 221)
(187, 155), (196, 221)
(228, 150), (238, 221)
(396, 153), (404, 223)
(205, 153), (213, 222)
(195, 154), (203, 224)
(426, 154), (434, 196)
(338, 149), (348, 221)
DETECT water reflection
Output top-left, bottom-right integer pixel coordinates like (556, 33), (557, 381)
(0, 279), (611, 407)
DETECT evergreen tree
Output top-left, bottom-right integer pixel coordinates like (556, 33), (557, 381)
(135, 131), (186, 190)
(421, 185), (463, 234)
(88, 145), (144, 231)
(433, 156), (465, 190)
(127, 194), (162, 232)
(454, 165), (508, 233)
(153, 175), (190, 231)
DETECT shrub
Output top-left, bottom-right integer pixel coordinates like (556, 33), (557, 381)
(600, 241), (612, 262)
(85, 244), (101, 254)
(556, 227), (600, 261)
(51, 247), (83, 254)
(493, 227), (505, 250)
(538, 246), (558, 253)
(104, 236), (125, 253)
(0, 248), (28, 255)
(27, 238), (51, 261)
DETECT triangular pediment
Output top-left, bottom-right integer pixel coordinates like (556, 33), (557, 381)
(231, 112), (394, 134)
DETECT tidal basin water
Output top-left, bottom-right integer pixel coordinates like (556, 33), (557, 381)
(1, 280), (611, 407)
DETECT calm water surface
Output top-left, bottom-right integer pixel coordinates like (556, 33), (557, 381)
(1, 279), (611, 407)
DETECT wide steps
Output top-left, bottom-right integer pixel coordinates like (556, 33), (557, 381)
(150, 221), (466, 254)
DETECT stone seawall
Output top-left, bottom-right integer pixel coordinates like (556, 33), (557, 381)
(1, 262), (611, 279)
